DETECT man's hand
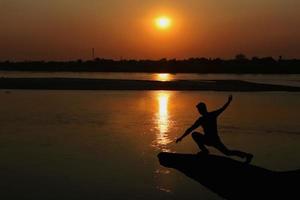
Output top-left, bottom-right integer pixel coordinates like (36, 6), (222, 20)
(176, 137), (182, 143)
(228, 95), (233, 102)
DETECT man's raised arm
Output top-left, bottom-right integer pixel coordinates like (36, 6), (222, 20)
(214, 95), (233, 116)
(176, 118), (202, 143)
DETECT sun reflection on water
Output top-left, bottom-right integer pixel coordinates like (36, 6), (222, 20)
(158, 93), (168, 134)
(154, 91), (172, 151)
(153, 91), (173, 192)
(155, 73), (172, 82)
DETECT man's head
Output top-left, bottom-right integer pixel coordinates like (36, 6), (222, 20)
(196, 102), (208, 115)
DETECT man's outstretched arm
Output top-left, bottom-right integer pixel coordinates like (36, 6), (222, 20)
(176, 119), (202, 143)
(214, 95), (233, 116)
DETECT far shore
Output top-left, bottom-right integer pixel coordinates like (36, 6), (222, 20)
(0, 78), (300, 92)
(1, 57), (300, 74)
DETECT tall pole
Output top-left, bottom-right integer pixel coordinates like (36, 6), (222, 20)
(92, 48), (95, 60)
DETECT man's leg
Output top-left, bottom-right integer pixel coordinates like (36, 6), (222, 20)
(191, 132), (209, 154)
(214, 142), (253, 163)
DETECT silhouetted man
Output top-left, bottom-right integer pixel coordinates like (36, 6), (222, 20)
(176, 95), (253, 164)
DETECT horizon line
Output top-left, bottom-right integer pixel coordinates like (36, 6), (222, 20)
(1, 55), (300, 63)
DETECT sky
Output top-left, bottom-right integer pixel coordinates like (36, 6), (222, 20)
(0, 0), (299, 60)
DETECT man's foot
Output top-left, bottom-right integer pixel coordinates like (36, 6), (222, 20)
(197, 151), (210, 156)
(244, 154), (253, 164)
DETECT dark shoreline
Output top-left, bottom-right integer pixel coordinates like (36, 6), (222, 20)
(1, 57), (300, 74)
(1, 78), (300, 91)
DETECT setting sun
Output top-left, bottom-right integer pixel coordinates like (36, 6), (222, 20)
(155, 16), (172, 29)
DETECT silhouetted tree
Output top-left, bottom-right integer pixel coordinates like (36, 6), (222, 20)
(235, 54), (248, 61)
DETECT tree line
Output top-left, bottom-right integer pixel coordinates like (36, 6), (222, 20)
(0, 54), (299, 74)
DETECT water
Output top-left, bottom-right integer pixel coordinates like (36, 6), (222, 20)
(1, 71), (300, 87)
(0, 90), (299, 199)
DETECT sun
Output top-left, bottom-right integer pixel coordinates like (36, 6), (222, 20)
(155, 16), (172, 29)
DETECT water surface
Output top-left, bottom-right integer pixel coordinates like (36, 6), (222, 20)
(0, 90), (299, 199)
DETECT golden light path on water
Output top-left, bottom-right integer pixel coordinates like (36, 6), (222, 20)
(154, 73), (172, 82)
(154, 91), (173, 193)
(154, 91), (173, 151)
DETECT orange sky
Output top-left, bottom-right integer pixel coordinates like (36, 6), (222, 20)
(0, 0), (299, 60)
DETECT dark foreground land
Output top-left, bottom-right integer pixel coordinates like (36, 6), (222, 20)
(158, 152), (300, 200)
(0, 78), (300, 91)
